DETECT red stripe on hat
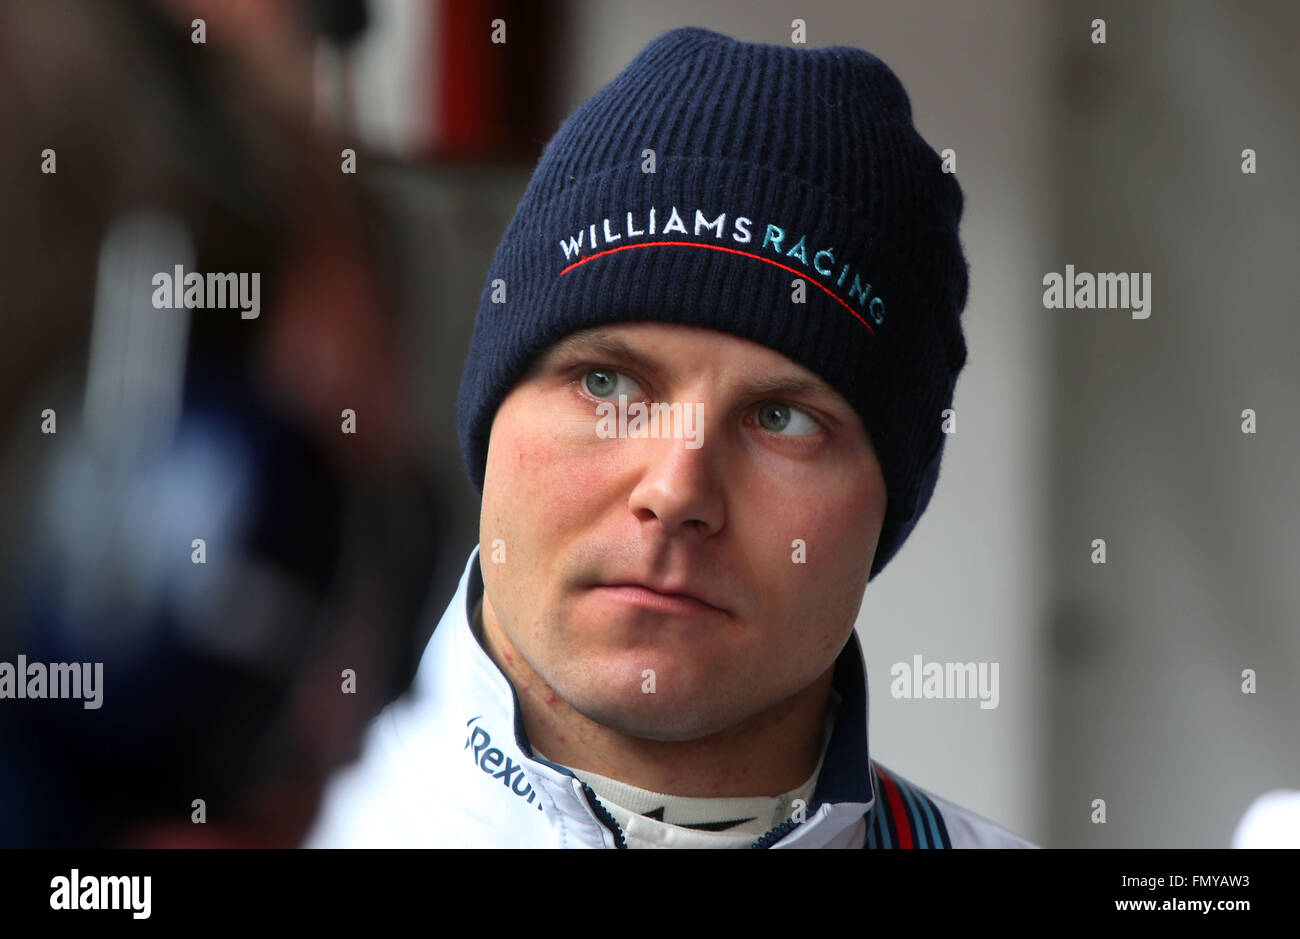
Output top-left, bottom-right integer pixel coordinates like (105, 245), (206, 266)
(559, 240), (877, 335)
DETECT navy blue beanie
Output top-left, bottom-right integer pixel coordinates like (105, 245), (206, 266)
(456, 26), (969, 581)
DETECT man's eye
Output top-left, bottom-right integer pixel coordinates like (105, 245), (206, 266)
(579, 370), (820, 438)
(754, 402), (820, 437)
(581, 367), (640, 401)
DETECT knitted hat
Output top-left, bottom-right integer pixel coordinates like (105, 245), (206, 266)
(456, 26), (969, 581)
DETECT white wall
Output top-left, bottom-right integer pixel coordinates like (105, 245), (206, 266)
(1044, 0), (1300, 847)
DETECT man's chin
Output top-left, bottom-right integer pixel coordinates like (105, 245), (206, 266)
(560, 685), (741, 744)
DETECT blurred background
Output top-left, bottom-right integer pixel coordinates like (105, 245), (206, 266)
(1, 0), (1296, 848)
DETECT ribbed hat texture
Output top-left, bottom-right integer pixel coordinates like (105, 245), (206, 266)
(456, 26), (969, 580)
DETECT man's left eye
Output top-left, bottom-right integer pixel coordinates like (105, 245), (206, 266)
(753, 402), (819, 436)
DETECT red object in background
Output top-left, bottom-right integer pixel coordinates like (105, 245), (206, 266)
(433, 0), (567, 161)
(436, 0), (505, 158)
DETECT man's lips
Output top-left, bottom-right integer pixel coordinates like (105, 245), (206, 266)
(594, 583), (729, 617)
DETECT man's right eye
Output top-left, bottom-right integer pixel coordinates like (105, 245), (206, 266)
(580, 367), (641, 401)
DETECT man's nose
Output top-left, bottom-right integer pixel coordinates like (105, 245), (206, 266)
(625, 428), (725, 538)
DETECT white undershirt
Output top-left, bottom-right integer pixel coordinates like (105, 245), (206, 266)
(535, 696), (838, 848)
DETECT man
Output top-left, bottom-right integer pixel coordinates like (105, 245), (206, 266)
(308, 26), (1034, 848)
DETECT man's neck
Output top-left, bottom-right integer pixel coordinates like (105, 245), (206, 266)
(475, 594), (835, 798)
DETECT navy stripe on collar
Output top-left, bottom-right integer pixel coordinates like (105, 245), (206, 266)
(865, 761), (952, 849)
(806, 630), (875, 809)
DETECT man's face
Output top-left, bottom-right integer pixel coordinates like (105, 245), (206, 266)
(478, 321), (886, 743)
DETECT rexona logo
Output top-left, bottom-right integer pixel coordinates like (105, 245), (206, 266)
(465, 716), (545, 811)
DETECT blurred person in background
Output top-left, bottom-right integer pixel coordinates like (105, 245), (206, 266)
(0, 0), (440, 847)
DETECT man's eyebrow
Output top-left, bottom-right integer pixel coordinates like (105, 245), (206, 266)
(740, 374), (839, 400)
(544, 331), (655, 373)
(544, 329), (843, 402)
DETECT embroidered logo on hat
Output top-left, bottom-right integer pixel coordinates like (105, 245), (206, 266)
(556, 203), (886, 331)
